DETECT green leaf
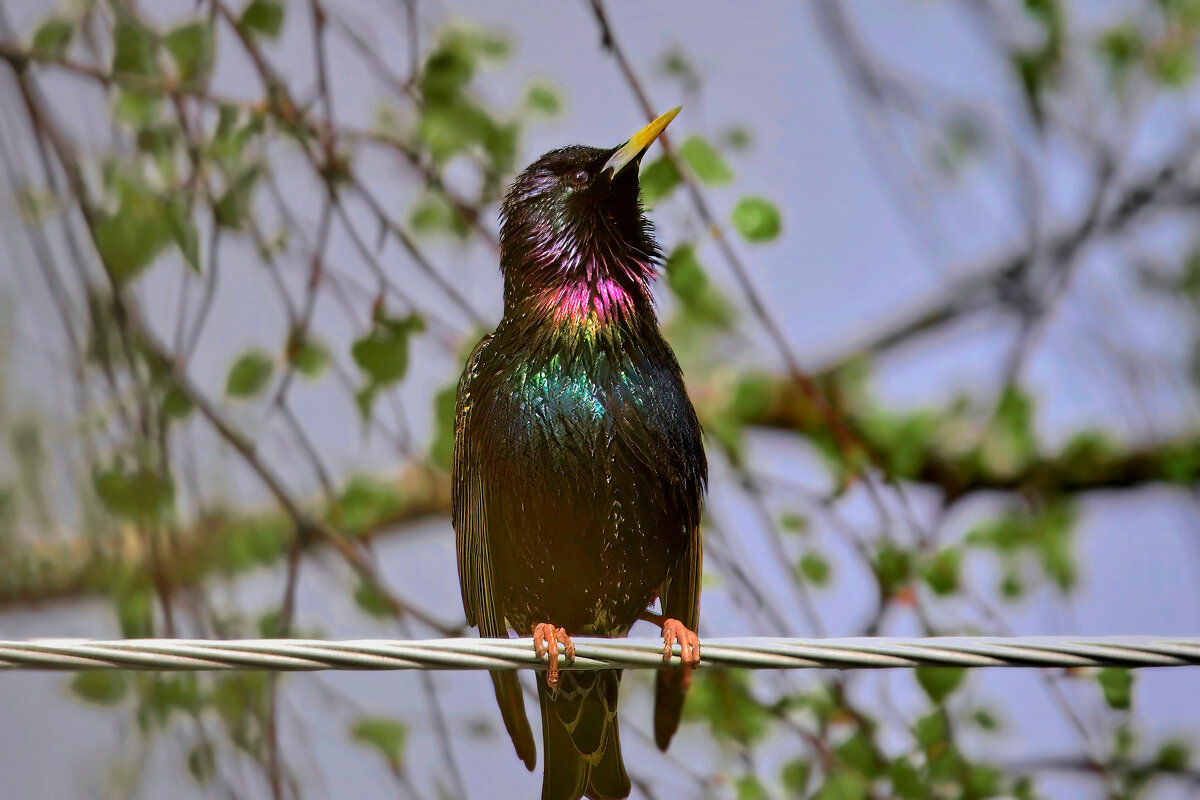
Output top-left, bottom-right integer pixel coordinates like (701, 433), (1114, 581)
(430, 383), (458, 469)
(638, 156), (680, 208)
(213, 166), (261, 229)
(889, 758), (925, 799)
(781, 760), (811, 793)
(799, 552), (831, 586)
(290, 338), (329, 379)
(355, 384), (378, 425)
(409, 191), (470, 239)
(735, 776), (767, 800)
(982, 387), (1036, 476)
(872, 542), (912, 598)
(31, 16), (74, 58)
(421, 41), (475, 101)
(116, 586), (154, 637)
(225, 349), (274, 399)
(210, 103), (265, 167)
(1114, 722), (1136, 758)
(186, 742), (216, 785)
(1012, 776), (1038, 800)
(70, 672), (128, 705)
(115, 90), (162, 129)
(1000, 570), (1023, 599)
(257, 610), (284, 638)
(724, 127), (752, 150)
(731, 196), (782, 243)
(916, 667), (966, 704)
(814, 773), (869, 800)
(352, 313), (425, 388)
(780, 512), (809, 533)
(166, 197), (201, 274)
(1153, 39), (1195, 87)
(525, 80), (562, 116)
(350, 717), (407, 769)
(967, 501), (1077, 593)
(660, 47), (699, 85)
(1160, 442), (1200, 484)
(664, 245), (734, 328)
(729, 374), (775, 420)
(95, 173), (174, 286)
(474, 31), (511, 60)
(836, 730), (883, 777)
(164, 20), (214, 86)
(239, 0), (284, 39)
(921, 548), (961, 596)
(1097, 667), (1133, 710)
(94, 461), (175, 524)
(354, 581), (396, 619)
(136, 675), (201, 732)
(1097, 25), (1142, 80)
(0, 485), (15, 544)
(163, 384), (194, 421)
(211, 673), (269, 748)
(967, 764), (1002, 797)
(973, 708), (1000, 731)
(1160, 0), (1200, 25)
(683, 670), (772, 745)
(1157, 740), (1190, 771)
(914, 710), (947, 750)
(678, 136), (734, 186)
(335, 475), (403, 535)
(112, 17), (159, 78)
(1013, 50), (1052, 124)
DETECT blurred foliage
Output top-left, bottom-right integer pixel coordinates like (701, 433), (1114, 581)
(0, 0), (1198, 798)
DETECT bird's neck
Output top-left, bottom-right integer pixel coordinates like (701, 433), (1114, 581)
(530, 274), (650, 330)
(504, 251), (658, 338)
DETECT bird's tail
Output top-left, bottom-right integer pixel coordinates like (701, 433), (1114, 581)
(537, 669), (630, 800)
(490, 671), (536, 770)
(653, 667), (689, 750)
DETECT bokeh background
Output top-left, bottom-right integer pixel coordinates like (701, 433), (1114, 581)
(1, 0), (1199, 798)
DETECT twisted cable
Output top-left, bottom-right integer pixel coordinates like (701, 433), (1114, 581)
(0, 636), (1197, 671)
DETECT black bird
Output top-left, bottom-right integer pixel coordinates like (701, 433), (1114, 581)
(452, 108), (707, 800)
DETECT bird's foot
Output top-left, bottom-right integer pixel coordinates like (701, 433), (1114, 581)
(532, 623), (575, 689)
(660, 618), (700, 689)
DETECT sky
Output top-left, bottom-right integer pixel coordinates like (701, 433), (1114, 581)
(1, 0), (1199, 798)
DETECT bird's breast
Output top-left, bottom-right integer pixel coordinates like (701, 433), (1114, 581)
(467, 326), (706, 634)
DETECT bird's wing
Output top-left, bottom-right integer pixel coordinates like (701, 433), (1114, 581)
(452, 334), (537, 770)
(654, 519), (702, 751)
(453, 334), (499, 632)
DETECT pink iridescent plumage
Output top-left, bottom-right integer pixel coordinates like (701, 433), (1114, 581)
(540, 274), (635, 325)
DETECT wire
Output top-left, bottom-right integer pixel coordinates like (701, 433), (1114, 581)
(0, 636), (1197, 672)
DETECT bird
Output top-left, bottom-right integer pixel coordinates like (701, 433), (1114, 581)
(452, 107), (707, 800)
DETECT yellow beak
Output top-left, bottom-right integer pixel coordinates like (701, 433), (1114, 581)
(602, 106), (681, 176)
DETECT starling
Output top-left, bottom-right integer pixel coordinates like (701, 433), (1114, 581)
(452, 108), (707, 800)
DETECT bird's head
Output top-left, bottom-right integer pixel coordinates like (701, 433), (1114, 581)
(499, 108), (680, 324)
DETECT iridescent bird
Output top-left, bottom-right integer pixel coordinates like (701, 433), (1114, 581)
(452, 108), (707, 800)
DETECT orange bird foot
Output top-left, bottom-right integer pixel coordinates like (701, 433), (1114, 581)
(532, 623), (575, 689)
(660, 618), (700, 686)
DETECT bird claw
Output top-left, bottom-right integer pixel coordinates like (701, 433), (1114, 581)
(661, 618), (700, 687)
(532, 623), (574, 689)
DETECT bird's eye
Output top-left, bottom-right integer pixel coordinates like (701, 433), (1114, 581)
(568, 169), (589, 187)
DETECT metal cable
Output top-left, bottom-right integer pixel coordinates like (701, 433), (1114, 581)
(0, 636), (1198, 671)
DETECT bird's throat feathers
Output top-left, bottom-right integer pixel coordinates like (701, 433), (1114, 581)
(502, 240), (660, 335)
(538, 272), (643, 329)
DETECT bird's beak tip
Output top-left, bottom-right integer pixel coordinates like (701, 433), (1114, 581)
(602, 107), (682, 177)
